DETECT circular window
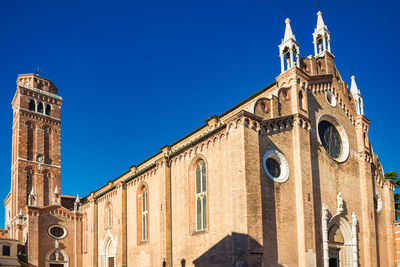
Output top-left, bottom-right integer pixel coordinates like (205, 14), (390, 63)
(325, 91), (337, 107)
(263, 150), (289, 183)
(317, 115), (349, 162)
(48, 225), (67, 239)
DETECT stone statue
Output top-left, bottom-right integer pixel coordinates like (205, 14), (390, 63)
(54, 239), (59, 249)
(336, 192), (344, 215)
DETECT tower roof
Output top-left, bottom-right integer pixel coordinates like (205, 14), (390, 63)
(283, 18), (296, 41)
(350, 75), (360, 95)
(316, 11), (326, 30)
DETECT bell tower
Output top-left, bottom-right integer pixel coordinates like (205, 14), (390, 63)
(279, 18), (300, 73)
(5, 74), (62, 235)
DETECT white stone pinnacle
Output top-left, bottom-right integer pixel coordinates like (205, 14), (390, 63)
(316, 11), (326, 30)
(283, 18), (296, 41)
(350, 75), (360, 95)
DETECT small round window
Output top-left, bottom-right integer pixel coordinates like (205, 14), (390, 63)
(48, 225), (67, 239)
(263, 150), (289, 183)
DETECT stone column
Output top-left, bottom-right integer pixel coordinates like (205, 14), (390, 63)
(322, 37), (327, 52)
(280, 54), (285, 73)
(351, 212), (358, 267)
(120, 181), (127, 267)
(327, 39), (331, 52)
(313, 41), (318, 56)
(322, 204), (329, 267)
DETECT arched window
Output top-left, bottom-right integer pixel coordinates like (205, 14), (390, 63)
(26, 122), (34, 160)
(105, 202), (112, 228)
(137, 184), (149, 243)
(299, 92), (303, 110)
(37, 102), (44, 113)
(195, 159), (207, 231)
(142, 187), (148, 241)
(43, 171), (50, 206)
(43, 127), (51, 164)
(26, 168), (33, 204)
(45, 104), (51, 116)
(29, 99), (36, 111)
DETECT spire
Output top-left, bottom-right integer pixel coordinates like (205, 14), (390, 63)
(313, 11), (331, 56)
(75, 195), (80, 203)
(279, 18), (300, 74)
(283, 18), (296, 41)
(350, 75), (364, 115)
(350, 75), (359, 95)
(316, 11), (326, 30)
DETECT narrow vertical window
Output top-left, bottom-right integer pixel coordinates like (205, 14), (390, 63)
(45, 104), (51, 116)
(195, 160), (207, 231)
(43, 172), (49, 206)
(142, 187), (148, 241)
(44, 127), (51, 163)
(299, 92), (303, 110)
(29, 99), (36, 111)
(27, 123), (34, 160)
(105, 202), (112, 228)
(108, 204), (112, 227)
(26, 170), (32, 205)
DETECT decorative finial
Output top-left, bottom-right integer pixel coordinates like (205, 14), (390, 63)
(75, 195), (80, 203)
(316, 2), (321, 11)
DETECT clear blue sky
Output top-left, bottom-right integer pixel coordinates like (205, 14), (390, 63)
(0, 0), (399, 225)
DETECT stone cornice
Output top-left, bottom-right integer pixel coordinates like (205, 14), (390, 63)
(19, 108), (61, 126)
(18, 83), (62, 101)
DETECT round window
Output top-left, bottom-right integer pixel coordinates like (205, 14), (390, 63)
(48, 225), (67, 239)
(317, 115), (349, 162)
(263, 150), (289, 183)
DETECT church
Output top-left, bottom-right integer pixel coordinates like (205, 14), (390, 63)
(2, 11), (396, 267)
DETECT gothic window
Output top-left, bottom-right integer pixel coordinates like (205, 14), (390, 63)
(43, 127), (51, 164)
(37, 102), (44, 113)
(29, 99), (36, 111)
(105, 202), (112, 228)
(299, 92), (303, 110)
(137, 184), (149, 243)
(142, 187), (148, 241)
(195, 160), (207, 231)
(26, 169), (33, 204)
(43, 171), (50, 206)
(45, 104), (51, 116)
(26, 122), (34, 160)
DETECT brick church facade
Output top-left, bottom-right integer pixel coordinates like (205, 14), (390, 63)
(2, 11), (397, 267)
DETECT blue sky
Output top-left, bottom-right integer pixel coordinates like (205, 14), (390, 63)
(0, 0), (399, 225)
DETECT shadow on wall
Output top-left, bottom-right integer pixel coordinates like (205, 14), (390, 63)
(192, 232), (264, 267)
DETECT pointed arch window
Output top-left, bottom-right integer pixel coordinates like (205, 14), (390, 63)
(37, 102), (44, 113)
(137, 184), (149, 243)
(45, 104), (51, 116)
(299, 92), (303, 110)
(26, 169), (33, 205)
(195, 159), (207, 231)
(29, 99), (36, 111)
(105, 202), (112, 228)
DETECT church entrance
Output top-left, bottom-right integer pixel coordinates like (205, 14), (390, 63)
(45, 249), (69, 267)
